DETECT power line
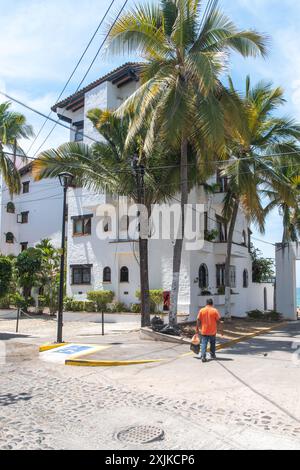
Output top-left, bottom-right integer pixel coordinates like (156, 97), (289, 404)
(26, 0), (116, 156)
(4, 147), (300, 178)
(0, 92), (100, 145)
(31, 0), (130, 158)
(2, 89), (300, 168)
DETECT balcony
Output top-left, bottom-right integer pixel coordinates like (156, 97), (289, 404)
(214, 242), (249, 259)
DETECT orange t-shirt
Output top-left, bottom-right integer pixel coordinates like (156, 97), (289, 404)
(198, 306), (221, 336)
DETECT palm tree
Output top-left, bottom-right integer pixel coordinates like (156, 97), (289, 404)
(33, 110), (188, 326)
(221, 77), (300, 318)
(35, 239), (61, 315)
(263, 159), (300, 243)
(107, 0), (268, 325)
(0, 101), (34, 193)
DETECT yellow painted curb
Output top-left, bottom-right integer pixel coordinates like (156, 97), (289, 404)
(39, 343), (67, 352)
(65, 358), (163, 367)
(182, 321), (288, 358)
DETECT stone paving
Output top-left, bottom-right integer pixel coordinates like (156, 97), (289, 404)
(1, 356), (300, 450)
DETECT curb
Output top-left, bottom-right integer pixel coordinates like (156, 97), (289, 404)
(182, 321), (288, 357)
(39, 343), (68, 352)
(216, 321), (288, 351)
(65, 358), (163, 367)
(140, 327), (190, 345)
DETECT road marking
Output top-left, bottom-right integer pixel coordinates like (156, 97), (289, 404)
(40, 343), (110, 364)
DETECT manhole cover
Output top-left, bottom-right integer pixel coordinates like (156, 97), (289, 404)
(116, 425), (165, 444)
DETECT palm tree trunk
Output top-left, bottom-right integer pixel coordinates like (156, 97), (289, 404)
(224, 199), (239, 319)
(139, 237), (151, 327)
(169, 138), (188, 326)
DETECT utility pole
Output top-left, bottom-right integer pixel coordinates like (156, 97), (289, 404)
(132, 154), (151, 327)
(57, 172), (74, 344)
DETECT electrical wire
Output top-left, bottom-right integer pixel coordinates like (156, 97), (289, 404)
(31, 0), (130, 158)
(26, 0), (116, 156)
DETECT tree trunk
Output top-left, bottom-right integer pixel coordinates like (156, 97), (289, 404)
(139, 237), (151, 327)
(224, 199), (239, 319)
(169, 138), (189, 326)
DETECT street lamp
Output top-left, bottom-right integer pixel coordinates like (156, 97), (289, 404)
(57, 172), (74, 344)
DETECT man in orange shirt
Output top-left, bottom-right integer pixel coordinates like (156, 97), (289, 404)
(196, 299), (223, 363)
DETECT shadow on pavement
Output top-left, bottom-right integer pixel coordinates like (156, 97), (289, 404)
(0, 333), (32, 340)
(0, 393), (32, 407)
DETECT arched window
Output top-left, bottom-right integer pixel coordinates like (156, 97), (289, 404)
(6, 232), (14, 244)
(120, 266), (129, 283)
(243, 269), (249, 288)
(6, 202), (15, 214)
(103, 267), (111, 283)
(199, 264), (209, 289)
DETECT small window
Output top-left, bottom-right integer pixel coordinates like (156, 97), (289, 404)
(243, 269), (249, 288)
(19, 212), (29, 224)
(216, 170), (228, 193)
(103, 267), (111, 283)
(22, 182), (30, 194)
(199, 264), (209, 289)
(20, 242), (28, 252)
(7, 202), (15, 214)
(120, 266), (129, 283)
(216, 216), (227, 242)
(230, 266), (236, 288)
(6, 232), (14, 244)
(72, 215), (92, 236)
(73, 121), (84, 142)
(216, 264), (236, 288)
(71, 265), (92, 285)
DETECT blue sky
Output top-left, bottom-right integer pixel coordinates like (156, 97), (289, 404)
(1, 0), (300, 282)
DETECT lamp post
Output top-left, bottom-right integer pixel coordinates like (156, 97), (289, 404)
(57, 172), (74, 344)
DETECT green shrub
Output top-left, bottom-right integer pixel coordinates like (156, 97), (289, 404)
(0, 257), (13, 299)
(131, 303), (141, 313)
(264, 311), (283, 322)
(71, 300), (86, 312)
(11, 293), (34, 311)
(201, 290), (212, 296)
(109, 301), (129, 313)
(217, 286), (225, 295)
(0, 295), (11, 309)
(136, 289), (164, 312)
(247, 309), (264, 320)
(63, 297), (96, 312)
(84, 301), (96, 312)
(64, 297), (74, 311)
(87, 291), (114, 312)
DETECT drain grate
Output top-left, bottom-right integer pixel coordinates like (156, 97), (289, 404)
(116, 425), (165, 445)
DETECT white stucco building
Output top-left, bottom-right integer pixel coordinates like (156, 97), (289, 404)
(51, 63), (274, 318)
(0, 164), (62, 255)
(0, 63), (274, 318)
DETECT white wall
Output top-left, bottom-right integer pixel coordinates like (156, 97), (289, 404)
(0, 171), (62, 255)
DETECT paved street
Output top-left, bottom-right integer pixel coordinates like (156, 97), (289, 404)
(1, 321), (300, 450)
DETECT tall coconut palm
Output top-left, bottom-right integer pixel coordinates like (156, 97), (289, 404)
(33, 110), (193, 326)
(107, 0), (268, 324)
(221, 77), (300, 318)
(263, 159), (300, 243)
(0, 101), (34, 193)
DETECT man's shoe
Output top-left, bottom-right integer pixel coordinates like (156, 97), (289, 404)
(211, 355), (217, 360)
(202, 357), (207, 363)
